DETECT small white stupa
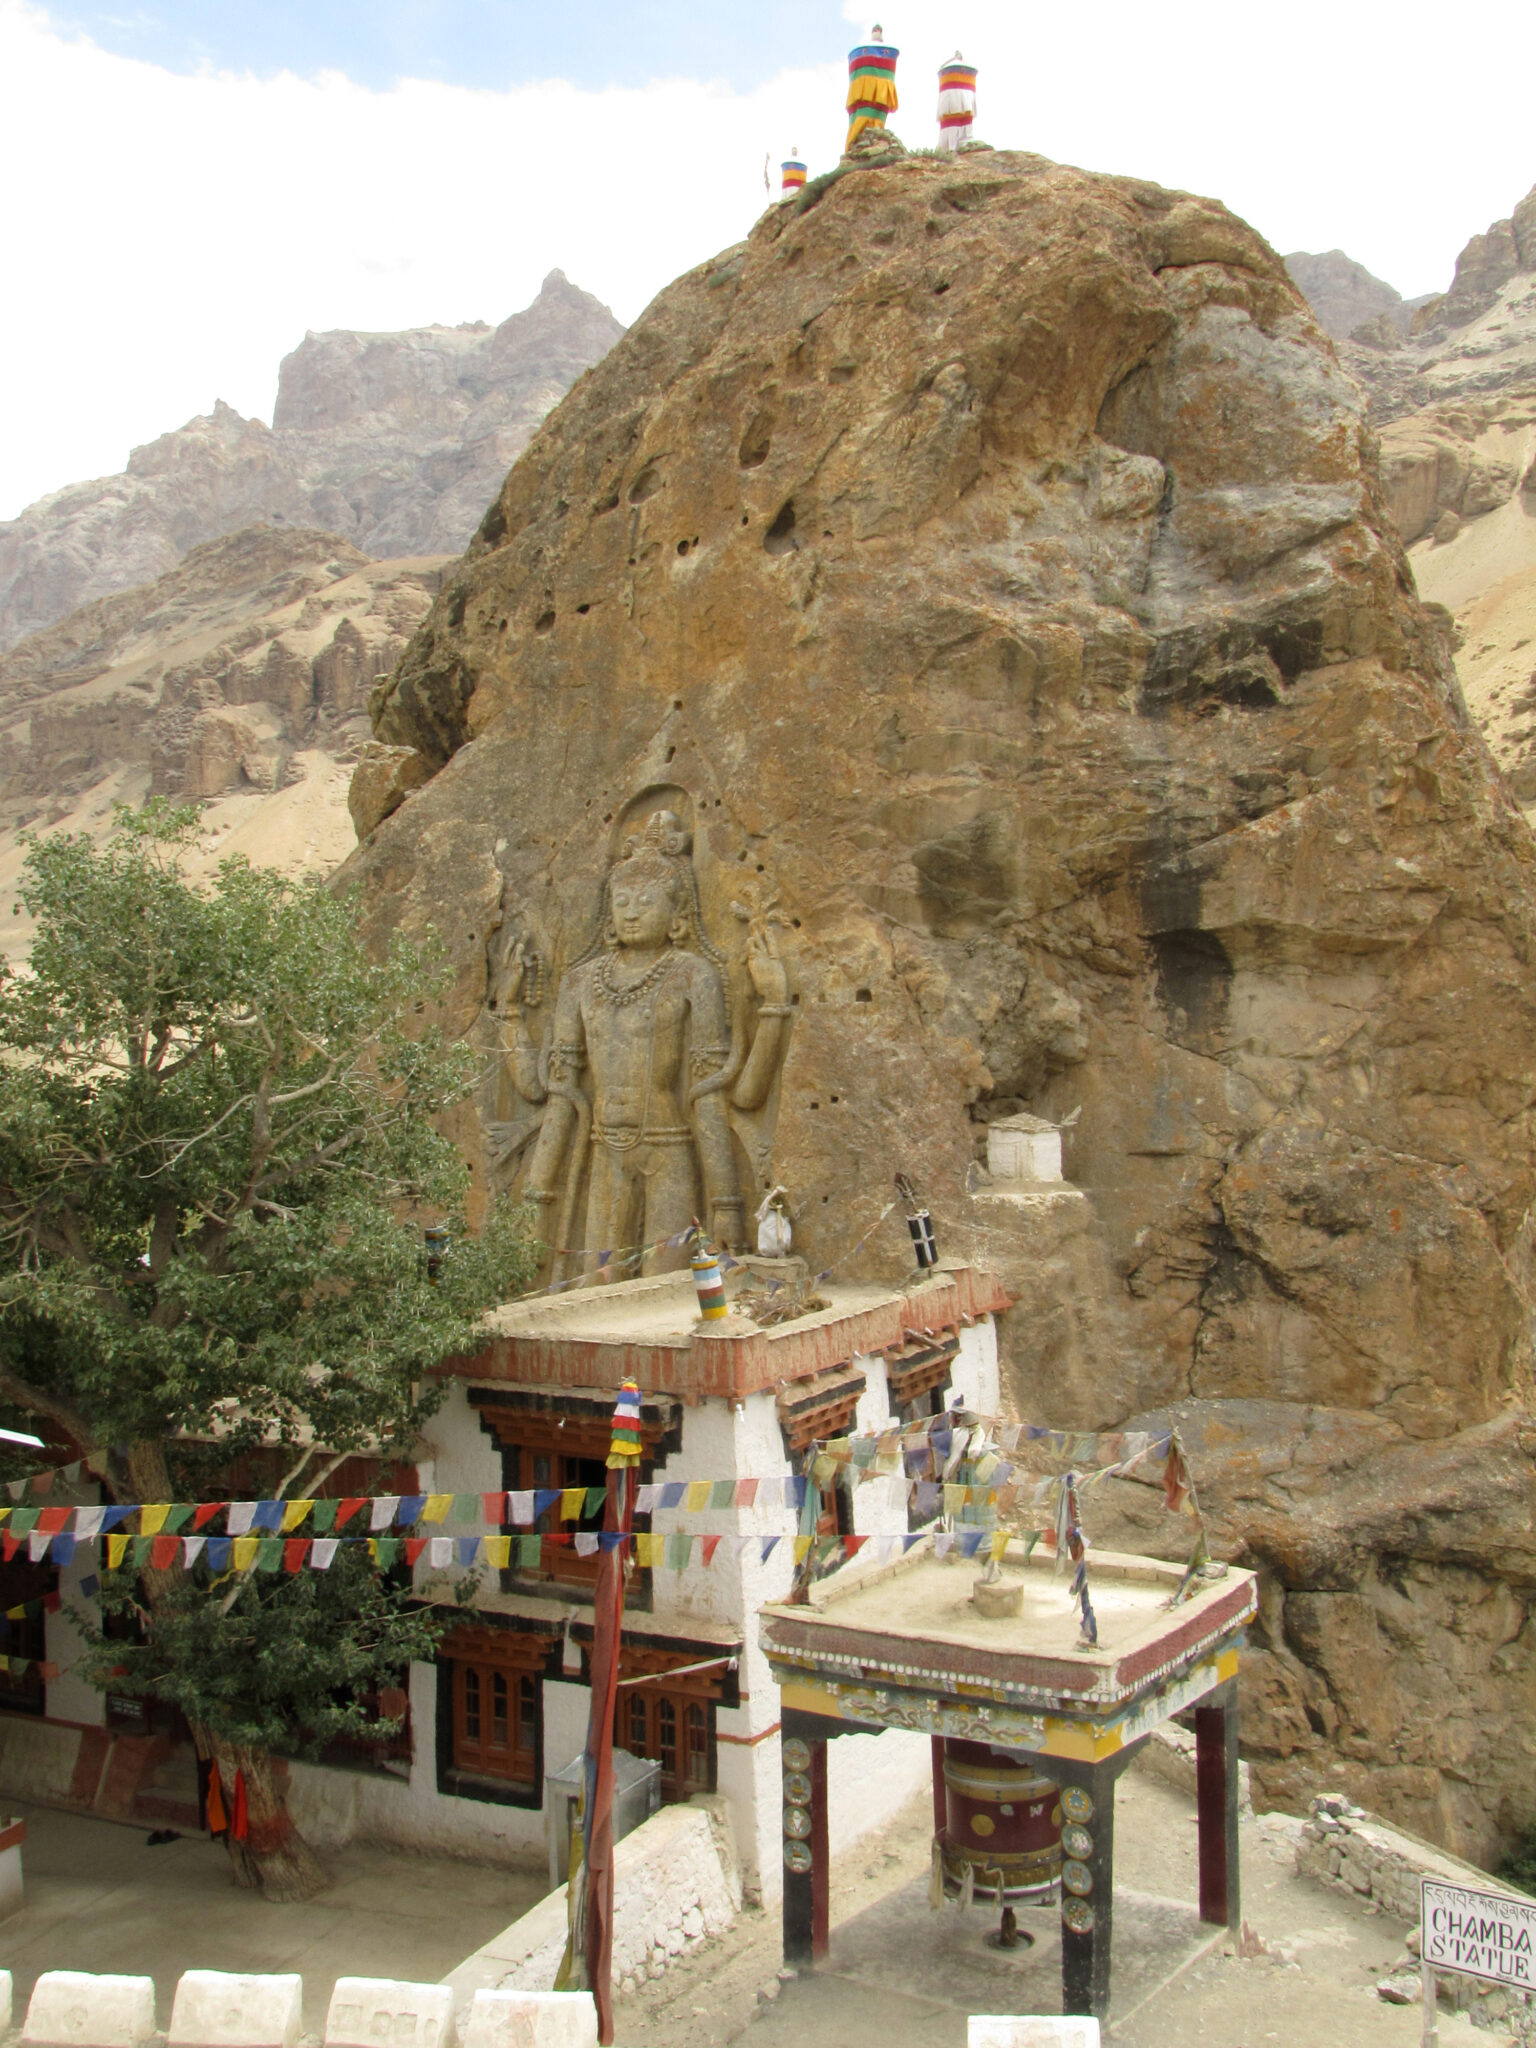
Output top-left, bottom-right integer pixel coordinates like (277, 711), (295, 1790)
(986, 1111), (1064, 1185)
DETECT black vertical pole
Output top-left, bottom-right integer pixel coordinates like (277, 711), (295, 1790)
(782, 1710), (824, 1970)
(1059, 1761), (1115, 2022)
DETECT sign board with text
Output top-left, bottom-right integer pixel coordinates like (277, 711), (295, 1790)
(1421, 1877), (1536, 1990)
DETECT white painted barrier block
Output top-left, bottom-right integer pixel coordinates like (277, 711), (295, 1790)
(25, 1972), (157, 2048)
(463, 1991), (597, 2048)
(1, 1971), (13, 2034)
(325, 1979), (454, 2048)
(170, 1973), (303, 2048)
(968, 2022), (1101, 2048)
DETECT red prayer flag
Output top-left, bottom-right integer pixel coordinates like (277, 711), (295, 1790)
(283, 1539), (310, 1572)
(404, 1538), (427, 1566)
(733, 1478), (759, 1508)
(43, 1590), (62, 1613)
(482, 1491), (506, 1525)
(0, 1535), (18, 1563)
(335, 1497), (367, 1529)
(192, 1503), (226, 1531)
(31, 1469), (55, 1497)
(37, 1506), (69, 1534)
(700, 1535), (722, 1566)
(38, 1659), (59, 1679)
(150, 1534), (178, 1569)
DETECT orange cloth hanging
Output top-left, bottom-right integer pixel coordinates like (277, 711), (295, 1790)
(205, 1760), (227, 1834)
(231, 1768), (248, 1841)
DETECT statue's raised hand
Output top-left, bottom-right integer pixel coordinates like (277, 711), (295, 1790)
(744, 924), (790, 1007)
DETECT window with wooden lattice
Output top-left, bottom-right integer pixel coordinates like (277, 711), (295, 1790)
(439, 1624), (549, 1796)
(609, 1646), (724, 1802)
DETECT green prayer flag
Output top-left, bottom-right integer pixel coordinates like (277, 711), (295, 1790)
(666, 1532), (692, 1571)
(132, 1536), (152, 1566)
(9, 1509), (39, 1536)
(452, 1493), (480, 1523)
(164, 1504), (193, 1533)
(709, 1480), (735, 1509)
(518, 1533), (542, 1568)
(311, 1498), (339, 1533)
(584, 1486), (607, 1520)
(256, 1538), (283, 1571)
(373, 1538), (402, 1569)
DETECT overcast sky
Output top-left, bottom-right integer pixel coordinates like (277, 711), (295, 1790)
(3, 0), (1532, 521)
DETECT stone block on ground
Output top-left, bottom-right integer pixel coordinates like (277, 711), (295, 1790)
(325, 1978), (454, 2048)
(169, 1972), (303, 2048)
(462, 1991), (597, 2048)
(24, 1972), (157, 2047)
(969, 2021), (1101, 2048)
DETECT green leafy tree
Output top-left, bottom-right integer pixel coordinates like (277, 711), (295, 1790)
(0, 804), (534, 1899)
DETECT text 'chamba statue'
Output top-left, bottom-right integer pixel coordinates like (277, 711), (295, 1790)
(493, 809), (793, 1280)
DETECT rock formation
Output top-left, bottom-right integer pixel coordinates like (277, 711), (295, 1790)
(342, 151), (1536, 1866)
(0, 525), (451, 963)
(0, 272), (624, 651)
(1282, 248), (1426, 343)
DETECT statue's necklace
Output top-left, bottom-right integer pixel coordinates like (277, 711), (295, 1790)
(596, 949), (674, 1007)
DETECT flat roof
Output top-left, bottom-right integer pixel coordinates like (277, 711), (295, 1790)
(444, 1263), (1010, 1401)
(761, 1538), (1256, 1715)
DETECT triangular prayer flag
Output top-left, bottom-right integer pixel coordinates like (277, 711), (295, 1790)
(665, 1532), (692, 1570)
(455, 1537), (480, 1567)
(162, 1504), (193, 1534)
(149, 1534), (178, 1570)
(183, 1536), (206, 1567)
(251, 1501), (284, 1532)
(107, 1534), (129, 1568)
(792, 1535), (813, 1561)
(844, 1535), (867, 1556)
(227, 1503), (258, 1536)
(574, 1532), (599, 1558)
(404, 1538), (428, 1566)
(509, 1490), (535, 1525)
(370, 1538), (401, 1568)
(659, 1482), (685, 1510)
(583, 1485), (606, 1520)
(29, 1532), (53, 1562)
(283, 1539), (310, 1572)
(451, 1493), (480, 1522)
(533, 1489), (560, 1519)
(428, 1537), (452, 1569)
(370, 1497), (401, 1531)
(483, 1537), (510, 1569)
(131, 1535), (152, 1566)
(281, 1501), (313, 1533)
(192, 1503), (225, 1532)
(37, 1506), (69, 1534)
(205, 1538), (232, 1572)
(311, 1539), (339, 1570)
(685, 1480), (711, 1513)
(335, 1497), (367, 1529)
(700, 1535), (722, 1566)
(481, 1492), (506, 1526)
(311, 1498), (339, 1533)
(32, 1469), (55, 1496)
(559, 1487), (584, 1521)
(206, 1761), (227, 1833)
(518, 1534), (541, 1568)
(255, 1537), (283, 1570)
(422, 1494), (452, 1524)
(760, 1536), (780, 1561)
(233, 1537), (259, 1571)
(10, 1509), (38, 1536)
(733, 1479), (759, 1509)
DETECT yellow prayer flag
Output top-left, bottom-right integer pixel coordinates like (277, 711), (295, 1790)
(559, 1487), (584, 1522)
(633, 1532), (654, 1569)
(685, 1480), (711, 1514)
(990, 1530), (1009, 1561)
(233, 1537), (259, 1572)
(282, 1500), (314, 1532)
(793, 1534), (813, 1561)
(943, 1484), (965, 1513)
(483, 1536), (511, 1569)
(107, 1535), (128, 1568)
(811, 1455), (837, 1490)
(422, 1493), (452, 1524)
(140, 1504), (170, 1536)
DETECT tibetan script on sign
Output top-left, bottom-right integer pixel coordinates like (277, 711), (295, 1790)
(1421, 1878), (1536, 1988)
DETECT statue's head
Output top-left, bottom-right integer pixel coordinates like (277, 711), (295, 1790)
(607, 810), (694, 950)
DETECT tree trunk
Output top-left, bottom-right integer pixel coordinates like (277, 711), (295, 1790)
(202, 1733), (330, 1902)
(122, 1441), (330, 1903)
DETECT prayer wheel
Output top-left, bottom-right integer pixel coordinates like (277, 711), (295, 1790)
(937, 1739), (1061, 1904)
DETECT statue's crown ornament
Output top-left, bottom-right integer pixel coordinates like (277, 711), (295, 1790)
(620, 809), (692, 861)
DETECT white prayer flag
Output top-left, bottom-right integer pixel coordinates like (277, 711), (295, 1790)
(183, 1536), (206, 1566)
(29, 1532), (50, 1561)
(635, 1484), (658, 1515)
(574, 1532), (599, 1557)
(227, 1502), (257, 1536)
(509, 1489), (535, 1525)
(370, 1496), (400, 1531)
(428, 1537), (452, 1569)
(311, 1539), (339, 1570)
(74, 1506), (106, 1538)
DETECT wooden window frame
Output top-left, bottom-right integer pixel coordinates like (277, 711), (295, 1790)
(436, 1622), (551, 1808)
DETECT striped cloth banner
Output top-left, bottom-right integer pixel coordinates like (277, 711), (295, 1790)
(846, 36), (899, 150)
(937, 56), (977, 151)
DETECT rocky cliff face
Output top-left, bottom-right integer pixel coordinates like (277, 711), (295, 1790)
(343, 150), (1536, 1865)
(1282, 249), (1425, 342)
(0, 526), (451, 963)
(0, 272), (623, 652)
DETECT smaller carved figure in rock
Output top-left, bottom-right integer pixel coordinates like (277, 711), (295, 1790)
(508, 810), (793, 1279)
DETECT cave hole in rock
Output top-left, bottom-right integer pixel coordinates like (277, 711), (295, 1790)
(933, 280), (951, 295)
(738, 414), (774, 468)
(629, 467), (663, 504)
(855, 988), (872, 1002)
(829, 362), (857, 383)
(534, 611), (556, 634)
(593, 493), (619, 515)
(576, 603), (591, 615)
(764, 501), (798, 555)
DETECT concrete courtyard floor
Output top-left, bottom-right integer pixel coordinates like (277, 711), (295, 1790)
(617, 1769), (1487, 2048)
(0, 1797), (546, 2035)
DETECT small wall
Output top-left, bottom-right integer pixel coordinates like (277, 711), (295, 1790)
(442, 1800), (740, 2018)
(1296, 1792), (1507, 1925)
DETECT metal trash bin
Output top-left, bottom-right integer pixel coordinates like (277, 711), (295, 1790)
(544, 1750), (662, 1891)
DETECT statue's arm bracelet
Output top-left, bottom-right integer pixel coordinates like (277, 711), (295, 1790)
(756, 1003), (794, 1017)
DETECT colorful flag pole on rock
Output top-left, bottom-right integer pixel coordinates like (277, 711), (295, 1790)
(583, 1383), (640, 2043)
(936, 53), (977, 151)
(846, 26), (899, 151)
(781, 150), (807, 202)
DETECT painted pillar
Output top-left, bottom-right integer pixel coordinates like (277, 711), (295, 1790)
(1057, 1761), (1116, 2021)
(781, 153), (807, 202)
(1195, 1681), (1242, 1928)
(937, 53), (977, 152)
(781, 1711), (827, 1967)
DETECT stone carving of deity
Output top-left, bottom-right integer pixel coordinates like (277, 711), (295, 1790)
(489, 809), (793, 1282)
